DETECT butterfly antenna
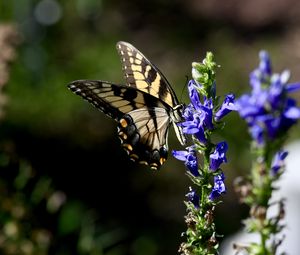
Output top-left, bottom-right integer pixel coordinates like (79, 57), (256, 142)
(179, 75), (189, 103)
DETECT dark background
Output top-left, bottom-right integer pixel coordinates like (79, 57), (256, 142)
(0, 0), (300, 254)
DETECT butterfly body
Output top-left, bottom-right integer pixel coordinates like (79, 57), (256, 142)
(68, 42), (186, 170)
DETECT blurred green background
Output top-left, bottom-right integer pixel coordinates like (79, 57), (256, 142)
(0, 0), (300, 254)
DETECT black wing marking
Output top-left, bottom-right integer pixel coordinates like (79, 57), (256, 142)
(68, 80), (168, 121)
(116, 41), (179, 107)
(118, 107), (171, 170)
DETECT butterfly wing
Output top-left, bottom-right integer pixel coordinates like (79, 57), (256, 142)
(116, 41), (179, 108)
(68, 80), (172, 169)
(68, 42), (186, 169)
(68, 80), (167, 121)
(118, 107), (171, 170)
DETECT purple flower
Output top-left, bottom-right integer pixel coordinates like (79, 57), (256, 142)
(186, 187), (200, 208)
(248, 51), (271, 92)
(283, 98), (300, 119)
(286, 82), (300, 92)
(201, 98), (214, 130)
(209, 142), (228, 171)
(181, 101), (213, 141)
(181, 101), (213, 132)
(182, 103), (195, 121)
(249, 125), (264, 145)
(181, 79), (236, 146)
(180, 112), (206, 142)
(271, 150), (288, 175)
(188, 79), (202, 111)
(236, 92), (267, 120)
(236, 50), (300, 144)
(172, 147), (199, 176)
(209, 172), (226, 200)
(215, 94), (237, 121)
(259, 50), (272, 76)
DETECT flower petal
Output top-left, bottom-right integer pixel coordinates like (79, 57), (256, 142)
(186, 188), (200, 208)
(188, 80), (202, 110)
(209, 172), (226, 200)
(284, 106), (300, 119)
(271, 150), (288, 175)
(172, 150), (188, 161)
(286, 82), (300, 93)
(215, 94), (237, 121)
(209, 142), (228, 171)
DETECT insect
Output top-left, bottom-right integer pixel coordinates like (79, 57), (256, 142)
(68, 41), (186, 170)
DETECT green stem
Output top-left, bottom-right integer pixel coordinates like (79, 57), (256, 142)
(249, 144), (275, 254)
(200, 184), (206, 215)
(260, 229), (267, 254)
(201, 146), (211, 211)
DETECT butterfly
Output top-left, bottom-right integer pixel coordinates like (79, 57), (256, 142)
(67, 41), (186, 170)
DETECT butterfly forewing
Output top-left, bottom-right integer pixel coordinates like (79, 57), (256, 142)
(116, 41), (179, 108)
(68, 80), (166, 121)
(68, 42), (186, 170)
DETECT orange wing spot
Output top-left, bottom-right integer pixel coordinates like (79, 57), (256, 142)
(122, 143), (133, 151)
(119, 118), (128, 128)
(159, 157), (166, 165)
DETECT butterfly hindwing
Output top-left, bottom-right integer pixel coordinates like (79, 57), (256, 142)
(68, 79), (174, 169)
(118, 107), (171, 169)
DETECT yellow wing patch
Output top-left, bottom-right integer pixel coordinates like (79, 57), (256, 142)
(116, 41), (179, 108)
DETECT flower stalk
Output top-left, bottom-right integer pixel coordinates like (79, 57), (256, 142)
(174, 52), (236, 254)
